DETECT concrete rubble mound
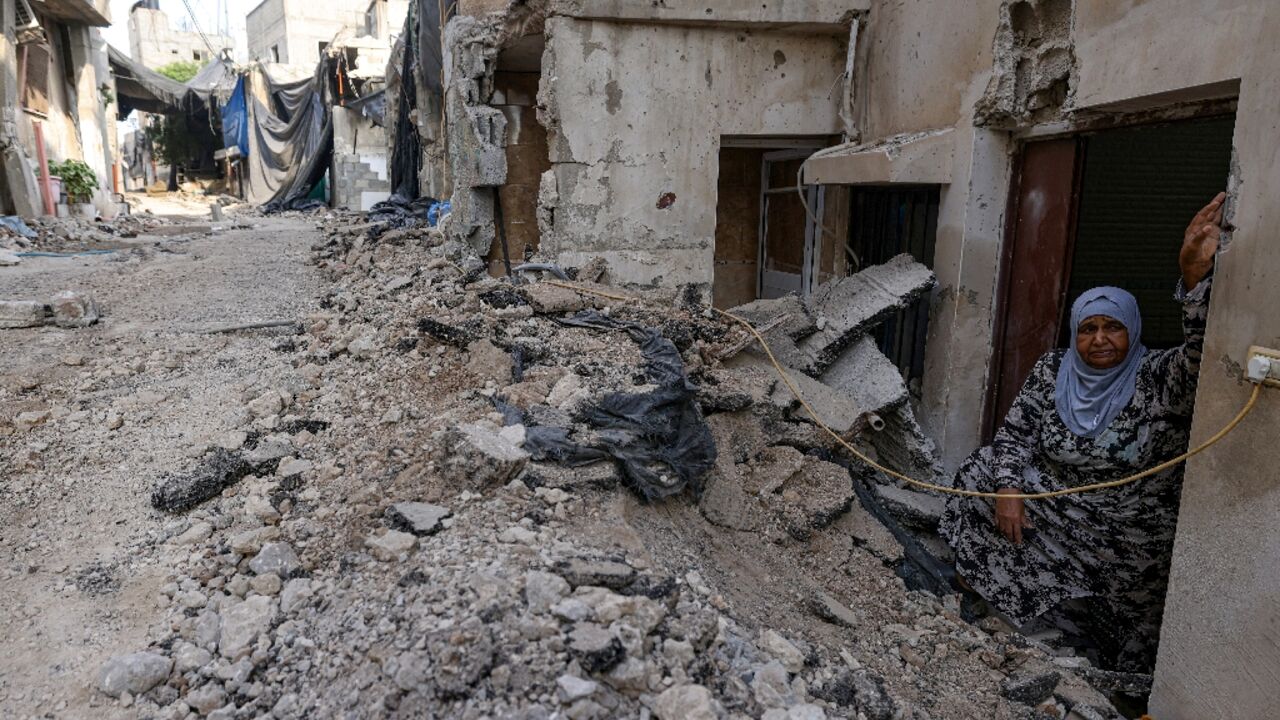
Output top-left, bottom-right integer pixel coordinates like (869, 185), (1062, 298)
(74, 211), (1125, 720)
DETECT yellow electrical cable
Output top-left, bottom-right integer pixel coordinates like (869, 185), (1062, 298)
(540, 279), (1266, 500)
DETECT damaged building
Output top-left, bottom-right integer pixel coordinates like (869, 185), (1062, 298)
(0, 0), (117, 216)
(372, 2), (1280, 718)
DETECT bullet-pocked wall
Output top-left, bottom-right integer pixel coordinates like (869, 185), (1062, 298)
(848, 0), (1009, 472)
(834, 1), (1279, 716)
(534, 16), (849, 290)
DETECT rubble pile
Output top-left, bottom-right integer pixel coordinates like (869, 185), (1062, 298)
(68, 211), (1125, 719)
(0, 213), (181, 255)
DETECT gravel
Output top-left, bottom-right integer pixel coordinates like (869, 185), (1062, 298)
(0, 206), (1127, 719)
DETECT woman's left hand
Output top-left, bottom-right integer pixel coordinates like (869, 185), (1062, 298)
(1180, 192), (1225, 291)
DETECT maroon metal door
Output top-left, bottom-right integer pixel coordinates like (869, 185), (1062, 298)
(984, 138), (1082, 440)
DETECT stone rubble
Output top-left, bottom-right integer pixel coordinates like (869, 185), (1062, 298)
(25, 210), (1133, 720)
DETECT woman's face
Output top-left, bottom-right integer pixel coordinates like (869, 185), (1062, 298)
(1075, 314), (1130, 369)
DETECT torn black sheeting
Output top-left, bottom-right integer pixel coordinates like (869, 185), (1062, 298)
(495, 310), (716, 502)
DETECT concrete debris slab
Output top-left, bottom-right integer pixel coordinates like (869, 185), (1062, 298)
(185, 683), (228, 714)
(248, 542), (302, 576)
(367, 530), (418, 560)
(864, 404), (945, 481)
(385, 501), (452, 536)
(556, 674), (599, 702)
(728, 295), (817, 341)
(553, 558), (636, 590)
(230, 526), (281, 555)
(98, 652), (172, 697)
(218, 595), (277, 660)
(832, 501), (906, 563)
(725, 353), (869, 437)
(14, 409), (52, 431)
(466, 338), (514, 382)
(0, 249), (20, 265)
(808, 591), (860, 628)
(653, 683), (721, 720)
(437, 422), (530, 488)
(522, 282), (589, 314)
(524, 570), (571, 613)
(799, 254), (936, 372)
(276, 457), (312, 477)
(568, 623), (626, 673)
(50, 290), (100, 328)
(760, 629), (806, 673)
(0, 300), (49, 329)
(818, 336), (911, 416)
(872, 483), (946, 531)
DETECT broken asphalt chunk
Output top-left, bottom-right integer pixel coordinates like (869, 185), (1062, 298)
(568, 623), (626, 674)
(150, 448), (269, 513)
(1001, 671), (1062, 705)
(417, 317), (472, 346)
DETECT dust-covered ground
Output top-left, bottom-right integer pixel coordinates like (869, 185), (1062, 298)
(0, 200), (1122, 720)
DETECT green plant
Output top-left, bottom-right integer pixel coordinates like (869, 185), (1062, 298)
(152, 114), (208, 167)
(156, 60), (201, 83)
(48, 159), (97, 202)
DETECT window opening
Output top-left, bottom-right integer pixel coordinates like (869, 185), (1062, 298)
(759, 149), (823, 299)
(20, 43), (51, 116)
(846, 187), (940, 389)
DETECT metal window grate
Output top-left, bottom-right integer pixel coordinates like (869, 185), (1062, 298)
(846, 187), (940, 389)
(15, 0), (37, 29)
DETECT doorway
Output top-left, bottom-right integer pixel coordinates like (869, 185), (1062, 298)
(986, 115), (1235, 438)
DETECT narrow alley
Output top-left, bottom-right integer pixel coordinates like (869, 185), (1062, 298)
(3, 1), (1280, 719)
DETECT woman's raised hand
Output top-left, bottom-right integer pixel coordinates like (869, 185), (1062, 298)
(1180, 192), (1225, 291)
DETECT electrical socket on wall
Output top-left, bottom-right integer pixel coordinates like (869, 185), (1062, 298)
(1246, 345), (1280, 387)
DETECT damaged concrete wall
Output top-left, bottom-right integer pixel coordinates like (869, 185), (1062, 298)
(846, 0), (1010, 472)
(441, 16), (508, 254)
(1072, 0), (1258, 111)
(974, 0), (1076, 127)
(836, 1), (1280, 714)
(856, 0), (1002, 140)
(332, 106), (391, 211)
(535, 17), (848, 288)
(0, 0), (41, 216)
(1118, 5), (1280, 717)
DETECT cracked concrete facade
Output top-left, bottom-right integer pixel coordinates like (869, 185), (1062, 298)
(444, 0), (864, 281)
(834, 3), (1280, 718)
(424, 5), (1280, 712)
(534, 15), (850, 289)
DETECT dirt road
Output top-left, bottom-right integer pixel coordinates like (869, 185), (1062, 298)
(0, 209), (318, 717)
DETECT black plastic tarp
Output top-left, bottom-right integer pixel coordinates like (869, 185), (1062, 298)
(496, 310), (717, 502)
(347, 88), (386, 127)
(107, 45), (198, 118)
(386, 0), (455, 200)
(244, 62), (335, 211)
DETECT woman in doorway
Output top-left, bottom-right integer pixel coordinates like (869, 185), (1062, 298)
(939, 193), (1226, 672)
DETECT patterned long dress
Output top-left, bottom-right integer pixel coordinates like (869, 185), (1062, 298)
(939, 278), (1210, 671)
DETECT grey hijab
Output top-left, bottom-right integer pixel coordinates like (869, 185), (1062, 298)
(1055, 287), (1147, 438)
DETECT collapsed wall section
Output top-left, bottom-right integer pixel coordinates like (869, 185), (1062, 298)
(534, 17), (848, 290)
(975, 0), (1077, 127)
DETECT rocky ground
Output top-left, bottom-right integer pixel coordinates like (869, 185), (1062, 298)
(0, 200), (1123, 719)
